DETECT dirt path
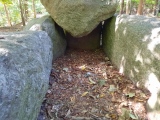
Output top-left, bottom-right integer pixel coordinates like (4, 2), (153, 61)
(38, 48), (150, 120)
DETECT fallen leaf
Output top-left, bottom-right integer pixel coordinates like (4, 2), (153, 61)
(88, 77), (96, 85)
(126, 92), (135, 98)
(63, 67), (69, 72)
(119, 101), (128, 107)
(110, 113), (117, 119)
(105, 57), (109, 61)
(109, 85), (117, 92)
(129, 113), (138, 119)
(118, 108), (130, 120)
(96, 94), (100, 98)
(91, 108), (98, 113)
(79, 65), (86, 70)
(100, 93), (105, 98)
(81, 110), (88, 113)
(70, 96), (76, 103)
(99, 80), (106, 87)
(89, 95), (96, 99)
(65, 109), (71, 117)
(105, 114), (110, 118)
(136, 98), (145, 102)
(140, 92), (146, 98)
(77, 74), (81, 78)
(81, 92), (89, 97)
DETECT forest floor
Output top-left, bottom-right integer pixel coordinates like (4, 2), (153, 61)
(0, 26), (150, 120)
(0, 23), (23, 32)
(38, 49), (150, 120)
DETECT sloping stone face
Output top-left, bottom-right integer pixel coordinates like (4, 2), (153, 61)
(66, 23), (102, 50)
(24, 15), (67, 61)
(0, 31), (53, 120)
(102, 15), (160, 120)
(40, 0), (117, 37)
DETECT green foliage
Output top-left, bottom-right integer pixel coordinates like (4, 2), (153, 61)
(131, 0), (155, 4)
(0, 0), (12, 4)
(145, 0), (155, 5)
(0, 0), (47, 27)
(117, 0), (158, 15)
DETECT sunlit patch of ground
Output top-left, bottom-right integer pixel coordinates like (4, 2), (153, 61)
(38, 48), (150, 120)
(0, 23), (23, 32)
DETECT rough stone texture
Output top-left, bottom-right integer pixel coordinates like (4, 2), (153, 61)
(40, 0), (117, 37)
(102, 15), (160, 120)
(66, 23), (102, 50)
(0, 31), (53, 120)
(24, 15), (67, 61)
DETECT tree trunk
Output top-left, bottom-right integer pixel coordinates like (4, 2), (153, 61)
(137, 0), (144, 15)
(154, 0), (158, 16)
(126, 0), (131, 15)
(19, 0), (25, 26)
(24, 0), (28, 21)
(3, 4), (12, 26)
(119, 0), (124, 14)
(32, 0), (36, 18)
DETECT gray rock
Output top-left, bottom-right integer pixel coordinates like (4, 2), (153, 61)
(24, 15), (67, 61)
(0, 31), (53, 120)
(66, 23), (102, 50)
(102, 15), (160, 120)
(40, 0), (118, 37)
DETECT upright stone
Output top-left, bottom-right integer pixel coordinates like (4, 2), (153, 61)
(102, 15), (160, 120)
(24, 15), (67, 61)
(40, 0), (117, 37)
(0, 31), (53, 120)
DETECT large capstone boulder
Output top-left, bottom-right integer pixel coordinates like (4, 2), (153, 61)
(24, 15), (66, 61)
(0, 31), (53, 120)
(66, 23), (102, 50)
(102, 15), (160, 120)
(40, 0), (118, 37)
